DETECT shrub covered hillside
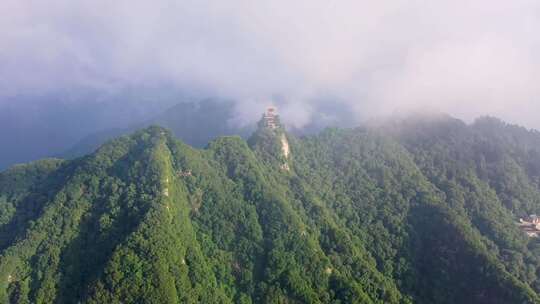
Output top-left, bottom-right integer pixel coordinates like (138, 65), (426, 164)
(1, 115), (540, 303)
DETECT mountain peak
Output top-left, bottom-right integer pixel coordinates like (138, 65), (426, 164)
(249, 107), (291, 170)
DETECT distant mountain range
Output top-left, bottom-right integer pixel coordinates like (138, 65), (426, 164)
(0, 93), (175, 171)
(60, 99), (255, 159)
(60, 98), (359, 161)
(1, 97), (357, 170)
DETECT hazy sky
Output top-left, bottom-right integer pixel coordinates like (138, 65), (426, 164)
(1, 0), (539, 128)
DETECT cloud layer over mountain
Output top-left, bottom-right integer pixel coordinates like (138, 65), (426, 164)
(1, 0), (539, 127)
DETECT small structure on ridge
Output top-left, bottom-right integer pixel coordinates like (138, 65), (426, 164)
(262, 107), (279, 129)
(518, 214), (540, 237)
(254, 106), (291, 171)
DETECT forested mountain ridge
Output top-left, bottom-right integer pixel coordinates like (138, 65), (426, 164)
(1, 115), (540, 303)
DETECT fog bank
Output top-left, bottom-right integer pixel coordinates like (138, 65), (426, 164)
(1, 0), (539, 128)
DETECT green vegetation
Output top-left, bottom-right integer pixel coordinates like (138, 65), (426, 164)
(1, 115), (540, 303)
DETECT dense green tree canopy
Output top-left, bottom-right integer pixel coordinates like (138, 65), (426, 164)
(1, 115), (540, 303)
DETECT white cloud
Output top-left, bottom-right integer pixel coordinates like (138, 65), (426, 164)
(1, 0), (539, 128)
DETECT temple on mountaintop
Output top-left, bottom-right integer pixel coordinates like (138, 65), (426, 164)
(262, 106), (279, 129)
